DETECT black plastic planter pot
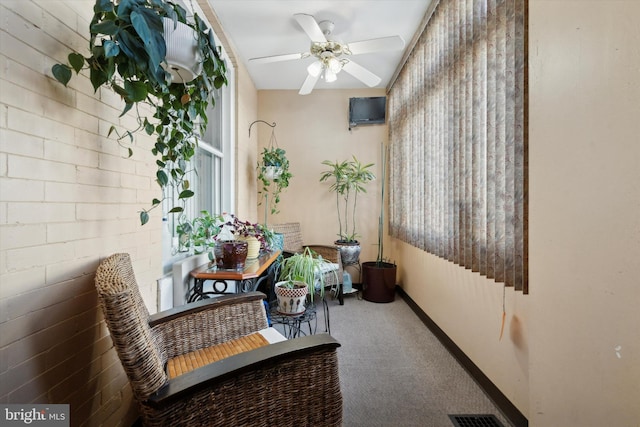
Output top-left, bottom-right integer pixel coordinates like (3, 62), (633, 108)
(362, 261), (397, 303)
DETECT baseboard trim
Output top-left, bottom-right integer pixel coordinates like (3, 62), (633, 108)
(397, 287), (528, 427)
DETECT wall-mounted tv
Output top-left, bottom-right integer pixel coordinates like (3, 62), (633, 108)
(349, 96), (387, 128)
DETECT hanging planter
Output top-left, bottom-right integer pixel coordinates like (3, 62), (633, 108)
(264, 165), (283, 180)
(51, 0), (228, 225)
(257, 128), (292, 223)
(162, 17), (202, 83)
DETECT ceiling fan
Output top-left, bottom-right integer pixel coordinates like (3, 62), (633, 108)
(249, 13), (405, 95)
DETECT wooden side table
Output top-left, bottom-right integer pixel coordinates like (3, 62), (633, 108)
(189, 250), (281, 302)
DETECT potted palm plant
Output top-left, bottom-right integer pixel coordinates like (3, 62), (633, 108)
(320, 156), (375, 265)
(274, 247), (336, 314)
(51, 0), (227, 225)
(362, 144), (396, 303)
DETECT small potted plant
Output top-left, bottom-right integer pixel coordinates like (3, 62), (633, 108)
(273, 279), (308, 315)
(222, 215), (271, 259)
(274, 247), (337, 314)
(182, 210), (223, 261)
(51, 0), (228, 225)
(319, 156), (375, 264)
(258, 147), (292, 222)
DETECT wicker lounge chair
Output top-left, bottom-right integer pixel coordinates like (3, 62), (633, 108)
(271, 222), (346, 304)
(95, 253), (342, 427)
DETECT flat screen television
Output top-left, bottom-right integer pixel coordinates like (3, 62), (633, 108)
(349, 96), (386, 127)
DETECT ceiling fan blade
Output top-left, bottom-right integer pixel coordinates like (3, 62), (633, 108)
(293, 13), (327, 43)
(299, 73), (319, 95)
(347, 35), (405, 55)
(249, 52), (308, 64)
(342, 60), (382, 87)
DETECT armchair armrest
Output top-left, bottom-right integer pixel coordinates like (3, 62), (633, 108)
(147, 334), (341, 409)
(150, 292), (269, 358)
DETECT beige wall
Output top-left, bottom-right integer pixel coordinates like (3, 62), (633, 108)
(0, 0), (258, 425)
(257, 89), (387, 277)
(236, 62), (259, 221)
(527, 1), (640, 425)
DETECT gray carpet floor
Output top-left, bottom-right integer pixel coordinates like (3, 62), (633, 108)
(274, 291), (513, 427)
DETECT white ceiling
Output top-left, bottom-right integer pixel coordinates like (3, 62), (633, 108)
(209, 0), (432, 92)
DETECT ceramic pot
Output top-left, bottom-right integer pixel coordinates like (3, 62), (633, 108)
(362, 261), (397, 303)
(335, 241), (361, 265)
(217, 240), (248, 271)
(271, 233), (285, 252)
(240, 236), (260, 259)
(274, 281), (308, 315)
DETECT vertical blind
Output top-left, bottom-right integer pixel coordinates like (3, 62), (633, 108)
(388, 0), (528, 292)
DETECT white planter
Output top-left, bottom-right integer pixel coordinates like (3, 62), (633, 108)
(162, 18), (202, 83)
(239, 236), (261, 259)
(264, 165), (283, 180)
(274, 281), (308, 315)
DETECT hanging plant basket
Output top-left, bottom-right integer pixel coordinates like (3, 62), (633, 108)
(50, 1), (229, 225)
(162, 18), (202, 83)
(264, 165), (283, 180)
(257, 130), (292, 222)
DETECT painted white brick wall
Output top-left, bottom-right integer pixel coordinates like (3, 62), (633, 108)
(0, 1), (164, 424)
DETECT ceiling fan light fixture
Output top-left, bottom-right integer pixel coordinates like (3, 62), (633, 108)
(327, 57), (342, 74)
(324, 67), (337, 83)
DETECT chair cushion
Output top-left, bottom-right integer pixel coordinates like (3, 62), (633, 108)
(167, 331), (274, 378)
(315, 262), (340, 288)
(316, 262), (339, 274)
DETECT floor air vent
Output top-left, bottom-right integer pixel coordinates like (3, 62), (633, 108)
(449, 414), (505, 427)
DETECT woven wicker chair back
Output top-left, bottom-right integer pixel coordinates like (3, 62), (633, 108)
(95, 253), (167, 400)
(271, 222), (305, 254)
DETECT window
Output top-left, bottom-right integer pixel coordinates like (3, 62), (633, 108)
(162, 32), (236, 273)
(388, 0), (528, 292)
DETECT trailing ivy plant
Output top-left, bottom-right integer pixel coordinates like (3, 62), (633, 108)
(257, 147), (292, 218)
(51, 0), (228, 225)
